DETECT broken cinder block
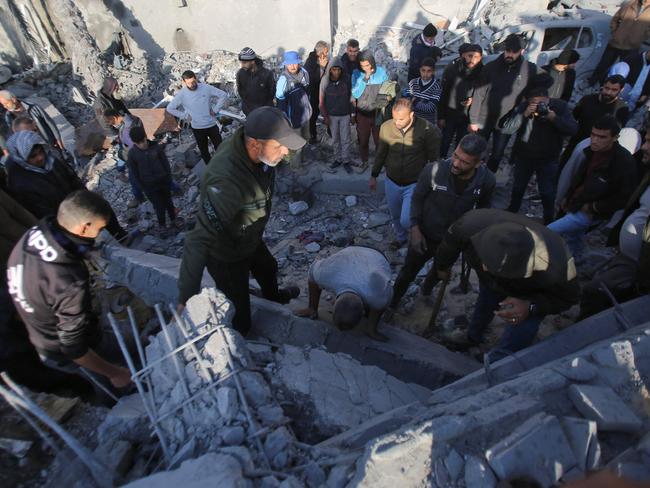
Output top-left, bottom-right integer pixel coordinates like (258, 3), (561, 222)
(568, 384), (643, 433)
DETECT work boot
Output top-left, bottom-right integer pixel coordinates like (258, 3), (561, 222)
(275, 285), (300, 304)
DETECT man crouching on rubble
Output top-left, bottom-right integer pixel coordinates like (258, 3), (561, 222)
(177, 107), (305, 336)
(294, 246), (392, 341)
(435, 208), (580, 361)
(7, 190), (133, 398)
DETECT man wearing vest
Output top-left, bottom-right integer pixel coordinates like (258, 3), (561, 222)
(388, 134), (495, 314)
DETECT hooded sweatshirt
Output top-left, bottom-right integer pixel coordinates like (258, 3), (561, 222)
(321, 58), (352, 117)
(5, 131), (84, 218)
(7, 217), (100, 361)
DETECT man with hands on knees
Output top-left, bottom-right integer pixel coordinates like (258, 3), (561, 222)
(294, 246), (393, 341)
(435, 208), (579, 360)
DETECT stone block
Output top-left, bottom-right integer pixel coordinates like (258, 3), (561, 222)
(345, 195), (357, 207)
(264, 426), (293, 459)
(568, 384), (643, 433)
(464, 455), (497, 488)
(559, 417), (601, 473)
(288, 200), (309, 215)
(485, 413), (577, 487)
(445, 449), (464, 482)
(556, 357), (598, 382)
(216, 387), (239, 421)
(221, 426), (245, 446)
(258, 404), (286, 426)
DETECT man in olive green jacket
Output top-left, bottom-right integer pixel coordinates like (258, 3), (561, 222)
(369, 97), (441, 248)
(178, 107), (306, 334)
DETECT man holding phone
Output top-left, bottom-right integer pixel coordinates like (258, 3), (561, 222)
(435, 209), (579, 360)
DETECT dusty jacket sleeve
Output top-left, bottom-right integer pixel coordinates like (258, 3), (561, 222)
(54, 281), (96, 359)
(371, 123), (390, 177)
(410, 163), (432, 227)
(435, 217), (470, 270)
(202, 177), (244, 239)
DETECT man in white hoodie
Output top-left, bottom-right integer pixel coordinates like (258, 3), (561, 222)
(167, 70), (228, 164)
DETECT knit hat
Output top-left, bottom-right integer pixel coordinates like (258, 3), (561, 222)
(504, 34), (523, 52)
(238, 47), (257, 61)
(471, 222), (536, 279)
(459, 43), (483, 56)
(423, 23), (437, 37)
(556, 49), (580, 65)
(282, 51), (302, 66)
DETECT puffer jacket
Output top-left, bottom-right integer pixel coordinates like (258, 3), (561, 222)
(127, 140), (172, 189)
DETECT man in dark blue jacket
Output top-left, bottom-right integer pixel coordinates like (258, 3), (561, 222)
(408, 23), (442, 82)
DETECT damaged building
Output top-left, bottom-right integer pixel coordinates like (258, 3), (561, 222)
(1, 0), (650, 487)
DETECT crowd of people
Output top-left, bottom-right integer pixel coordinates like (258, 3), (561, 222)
(0, 13), (649, 401)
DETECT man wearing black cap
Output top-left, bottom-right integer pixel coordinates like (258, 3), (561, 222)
(436, 209), (579, 360)
(438, 43), (484, 157)
(469, 34), (543, 172)
(543, 49), (580, 102)
(236, 47), (276, 116)
(408, 23), (442, 82)
(177, 107), (306, 335)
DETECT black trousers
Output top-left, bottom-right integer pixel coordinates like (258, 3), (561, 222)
(106, 210), (128, 242)
(206, 241), (282, 335)
(391, 237), (439, 308)
(143, 184), (175, 226)
(192, 124), (222, 164)
(309, 97), (319, 140)
(589, 44), (635, 85)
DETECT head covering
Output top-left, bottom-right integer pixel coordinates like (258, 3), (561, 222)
(619, 127), (642, 155)
(471, 222), (536, 279)
(6, 131), (53, 174)
(608, 61), (630, 79)
(244, 106), (307, 151)
(238, 47), (257, 61)
(330, 57), (344, 69)
(282, 51), (302, 66)
(459, 43), (483, 56)
(504, 34), (523, 52)
(423, 23), (437, 37)
(556, 49), (580, 65)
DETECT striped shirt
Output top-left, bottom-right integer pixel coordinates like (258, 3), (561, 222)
(408, 77), (442, 125)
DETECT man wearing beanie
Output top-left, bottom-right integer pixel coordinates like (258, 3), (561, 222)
(438, 43), (484, 157)
(436, 209), (579, 360)
(236, 47), (276, 116)
(542, 49), (580, 102)
(470, 34), (543, 172)
(408, 23), (442, 82)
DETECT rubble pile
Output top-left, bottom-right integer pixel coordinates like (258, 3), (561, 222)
(341, 324), (650, 487)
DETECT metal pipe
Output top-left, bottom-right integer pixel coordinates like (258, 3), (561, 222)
(107, 313), (173, 465)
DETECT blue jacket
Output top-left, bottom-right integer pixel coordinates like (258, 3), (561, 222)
(276, 68), (312, 128)
(351, 66), (389, 100)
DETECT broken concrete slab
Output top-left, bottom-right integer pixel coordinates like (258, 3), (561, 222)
(464, 455), (497, 488)
(559, 417), (601, 473)
(485, 413), (577, 487)
(568, 384), (643, 433)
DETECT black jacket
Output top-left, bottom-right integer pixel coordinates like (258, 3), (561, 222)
(408, 35), (442, 81)
(438, 57), (484, 121)
(436, 209), (580, 316)
(127, 141), (172, 190)
(340, 52), (361, 83)
(6, 154), (84, 218)
(410, 159), (495, 242)
(566, 142), (637, 219)
(6, 218), (101, 361)
(570, 94), (630, 146)
(304, 51), (328, 105)
(322, 78), (352, 116)
(236, 60), (276, 116)
(622, 52), (650, 104)
(500, 98), (578, 161)
(470, 55), (542, 129)
(542, 62), (576, 102)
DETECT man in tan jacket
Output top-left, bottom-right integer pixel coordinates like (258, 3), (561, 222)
(590, 0), (650, 84)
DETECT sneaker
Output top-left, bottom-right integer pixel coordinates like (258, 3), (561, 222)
(276, 285), (300, 304)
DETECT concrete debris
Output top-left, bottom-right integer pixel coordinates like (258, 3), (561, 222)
(568, 384), (643, 433)
(559, 417), (601, 473)
(288, 201), (309, 216)
(464, 455), (497, 488)
(0, 438), (32, 459)
(270, 345), (429, 438)
(486, 413), (578, 486)
(344, 195), (358, 207)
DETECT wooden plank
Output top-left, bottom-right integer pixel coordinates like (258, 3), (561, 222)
(130, 108), (179, 139)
